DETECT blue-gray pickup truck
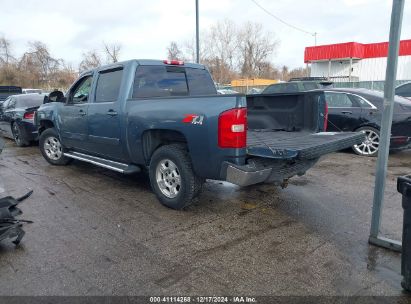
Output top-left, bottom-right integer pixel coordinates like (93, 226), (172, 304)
(35, 59), (363, 209)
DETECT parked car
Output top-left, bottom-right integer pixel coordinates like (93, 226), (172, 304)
(22, 88), (42, 94)
(217, 89), (239, 94)
(0, 86), (22, 102)
(35, 59), (363, 209)
(262, 78), (333, 94)
(0, 93), (45, 146)
(263, 81), (322, 94)
(247, 88), (263, 94)
(395, 82), (411, 99)
(321, 88), (411, 156)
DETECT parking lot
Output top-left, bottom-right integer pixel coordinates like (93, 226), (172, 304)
(0, 138), (409, 296)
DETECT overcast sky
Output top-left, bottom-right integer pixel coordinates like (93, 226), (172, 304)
(1, 0), (410, 69)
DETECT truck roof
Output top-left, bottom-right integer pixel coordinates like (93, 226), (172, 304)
(80, 59), (206, 76)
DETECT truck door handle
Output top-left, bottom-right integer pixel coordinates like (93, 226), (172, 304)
(107, 110), (118, 116)
(78, 109), (86, 116)
(341, 111), (352, 114)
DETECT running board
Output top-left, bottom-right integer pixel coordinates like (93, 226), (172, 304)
(63, 152), (140, 174)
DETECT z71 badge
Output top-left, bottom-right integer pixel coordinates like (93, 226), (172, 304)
(182, 114), (204, 125)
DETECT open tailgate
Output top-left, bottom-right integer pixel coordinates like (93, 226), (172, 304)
(247, 131), (365, 160)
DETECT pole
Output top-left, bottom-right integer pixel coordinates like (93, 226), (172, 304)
(195, 0), (200, 64)
(349, 57), (352, 82)
(369, 0), (404, 252)
(328, 59), (331, 80)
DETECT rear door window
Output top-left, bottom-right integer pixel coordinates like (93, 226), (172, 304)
(325, 92), (354, 108)
(95, 68), (123, 102)
(348, 94), (373, 108)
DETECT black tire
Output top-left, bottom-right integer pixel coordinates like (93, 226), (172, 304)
(352, 126), (380, 157)
(149, 144), (203, 210)
(39, 128), (72, 165)
(11, 122), (29, 147)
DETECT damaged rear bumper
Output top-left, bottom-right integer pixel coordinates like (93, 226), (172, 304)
(223, 158), (319, 187)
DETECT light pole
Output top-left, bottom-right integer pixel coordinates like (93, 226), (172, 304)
(195, 0), (199, 63)
(369, 0), (405, 252)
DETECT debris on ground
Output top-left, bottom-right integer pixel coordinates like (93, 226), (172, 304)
(0, 190), (33, 245)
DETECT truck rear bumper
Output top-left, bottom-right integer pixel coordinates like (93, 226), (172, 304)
(223, 158), (319, 187)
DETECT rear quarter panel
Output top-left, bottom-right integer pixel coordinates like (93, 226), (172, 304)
(125, 95), (246, 179)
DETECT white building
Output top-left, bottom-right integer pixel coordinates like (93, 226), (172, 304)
(304, 40), (411, 82)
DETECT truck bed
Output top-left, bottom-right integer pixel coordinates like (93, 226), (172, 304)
(246, 92), (365, 160)
(247, 130), (365, 160)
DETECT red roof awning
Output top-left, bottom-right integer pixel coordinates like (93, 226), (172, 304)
(304, 39), (411, 63)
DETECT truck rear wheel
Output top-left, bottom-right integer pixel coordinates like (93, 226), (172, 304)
(39, 128), (71, 165)
(149, 144), (202, 209)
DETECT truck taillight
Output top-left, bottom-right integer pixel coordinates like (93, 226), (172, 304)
(23, 111), (35, 120)
(218, 108), (247, 148)
(324, 102), (328, 131)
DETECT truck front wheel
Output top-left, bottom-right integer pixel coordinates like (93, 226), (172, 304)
(39, 128), (71, 165)
(149, 144), (202, 209)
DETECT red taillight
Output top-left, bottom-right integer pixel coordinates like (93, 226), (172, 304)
(323, 102), (328, 131)
(218, 108), (247, 148)
(23, 111), (35, 120)
(163, 59), (184, 65)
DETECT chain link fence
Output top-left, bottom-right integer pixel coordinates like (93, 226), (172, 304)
(219, 80), (411, 94)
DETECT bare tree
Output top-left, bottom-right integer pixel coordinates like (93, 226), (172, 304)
(17, 41), (61, 87)
(286, 66), (311, 81)
(166, 41), (184, 60)
(0, 36), (14, 65)
(79, 50), (102, 72)
(237, 22), (278, 78)
(281, 65), (289, 81)
(172, 20), (278, 84)
(103, 42), (121, 63)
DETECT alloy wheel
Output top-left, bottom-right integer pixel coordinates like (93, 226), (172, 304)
(155, 159), (181, 198)
(44, 136), (63, 160)
(353, 129), (380, 156)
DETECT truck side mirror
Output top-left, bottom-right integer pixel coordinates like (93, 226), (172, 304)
(48, 90), (65, 103)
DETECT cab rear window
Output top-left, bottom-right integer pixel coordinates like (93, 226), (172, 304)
(132, 65), (216, 98)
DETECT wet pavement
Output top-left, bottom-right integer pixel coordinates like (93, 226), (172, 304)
(0, 138), (410, 296)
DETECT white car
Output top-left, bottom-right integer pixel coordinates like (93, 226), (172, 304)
(22, 88), (42, 94)
(217, 89), (239, 95)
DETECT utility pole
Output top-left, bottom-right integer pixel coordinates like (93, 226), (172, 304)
(195, 0), (200, 63)
(369, 0), (404, 252)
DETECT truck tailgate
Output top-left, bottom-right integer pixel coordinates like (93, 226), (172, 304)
(247, 130), (365, 160)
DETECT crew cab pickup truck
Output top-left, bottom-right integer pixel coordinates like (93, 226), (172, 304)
(35, 59), (364, 209)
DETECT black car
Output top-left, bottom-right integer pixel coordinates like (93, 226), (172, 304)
(0, 93), (45, 146)
(322, 88), (411, 156)
(395, 82), (411, 99)
(262, 78), (333, 94)
(0, 86), (22, 102)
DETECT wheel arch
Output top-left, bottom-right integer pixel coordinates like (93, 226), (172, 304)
(38, 120), (55, 135)
(141, 129), (188, 165)
(354, 123), (380, 132)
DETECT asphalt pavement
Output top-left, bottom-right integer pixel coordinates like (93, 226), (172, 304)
(0, 139), (409, 296)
